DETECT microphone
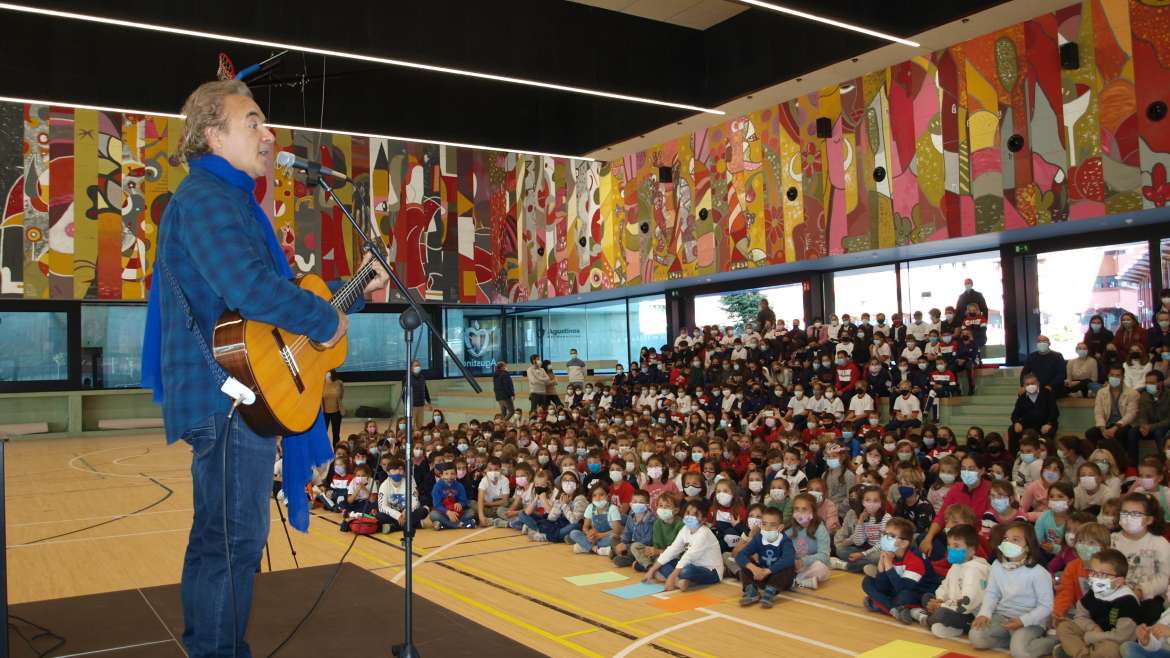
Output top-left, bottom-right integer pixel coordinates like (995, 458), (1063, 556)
(275, 151), (350, 184)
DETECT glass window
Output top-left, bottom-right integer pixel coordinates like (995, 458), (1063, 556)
(832, 264), (899, 320)
(693, 283), (804, 330)
(506, 309), (547, 366)
(628, 294), (667, 358)
(443, 307), (503, 377)
(81, 304), (147, 388)
(901, 251), (1005, 362)
(585, 299), (629, 365)
(545, 305), (589, 363)
(339, 312), (431, 373)
(0, 311), (69, 382)
(1037, 241), (1152, 357)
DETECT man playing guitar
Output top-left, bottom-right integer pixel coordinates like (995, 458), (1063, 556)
(143, 79), (386, 657)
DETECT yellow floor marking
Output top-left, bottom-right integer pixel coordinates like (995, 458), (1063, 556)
(416, 575), (605, 658)
(557, 628), (600, 639)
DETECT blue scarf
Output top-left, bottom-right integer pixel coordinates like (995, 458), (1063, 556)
(141, 154), (332, 532)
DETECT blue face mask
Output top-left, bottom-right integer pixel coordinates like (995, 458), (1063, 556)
(630, 502), (648, 515)
(946, 546), (968, 565)
(898, 486), (916, 500)
(841, 431), (853, 439)
(1021, 453), (1036, 464)
(1109, 376), (1123, 388)
(826, 458), (841, 470)
(587, 463), (602, 474)
(879, 534), (899, 553)
(960, 470), (981, 488)
(683, 515), (701, 530)
(389, 473), (403, 482)
(990, 496), (1011, 513)
(576, 447), (588, 457)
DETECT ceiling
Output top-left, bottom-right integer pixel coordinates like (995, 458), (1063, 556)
(0, 0), (1017, 157)
(564, 0), (748, 30)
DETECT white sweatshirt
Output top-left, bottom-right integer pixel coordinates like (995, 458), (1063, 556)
(657, 524), (725, 578)
(935, 556), (990, 614)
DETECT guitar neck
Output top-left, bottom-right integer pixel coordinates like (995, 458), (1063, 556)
(331, 261), (378, 313)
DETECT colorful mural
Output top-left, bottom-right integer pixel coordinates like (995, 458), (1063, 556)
(0, 0), (1167, 303)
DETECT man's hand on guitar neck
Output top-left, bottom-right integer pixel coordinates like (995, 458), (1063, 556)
(360, 250), (391, 300)
(320, 308), (348, 348)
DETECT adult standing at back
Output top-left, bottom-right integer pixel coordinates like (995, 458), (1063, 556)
(493, 361), (516, 420)
(756, 298), (776, 328)
(527, 354), (551, 411)
(322, 369), (345, 448)
(566, 348), (587, 389)
(1021, 335), (1066, 397)
(401, 359), (431, 429)
(955, 278), (988, 318)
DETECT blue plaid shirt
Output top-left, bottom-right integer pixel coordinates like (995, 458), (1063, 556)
(155, 166), (341, 443)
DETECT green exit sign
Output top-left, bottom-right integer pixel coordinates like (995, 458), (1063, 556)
(1013, 244), (1032, 254)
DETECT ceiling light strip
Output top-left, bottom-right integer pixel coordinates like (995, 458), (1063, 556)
(737, 0), (921, 47)
(0, 95), (595, 161)
(0, 2), (725, 116)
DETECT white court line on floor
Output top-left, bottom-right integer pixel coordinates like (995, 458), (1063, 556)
(612, 612), (718, 658)
(8, 527), (191, 548)
(67, 445), (191, 481)
(390, 527), (492, 584)
(137, 587), (188, 658)
(696, 607), (857, 656)
(11, 508), (193, 527)
(53, 639), (175, 658)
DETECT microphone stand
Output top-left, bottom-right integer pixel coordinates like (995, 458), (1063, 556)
(304, 162), (482, 658)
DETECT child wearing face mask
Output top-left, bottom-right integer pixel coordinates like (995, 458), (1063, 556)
(515, 470), (555, 537)
(1076, 461), (1122, 514)
(708, 480), (747, 552)
(928, 456), (959, 513)
(982, 479), (1028, 541)
(1019, 457), (1064, 521)
(570, 482), (625, 556)
(607, 461), (635, 515)
(501, 464), (535, 530)
(612, 490), (656, 568)
(643, 501), (724, 591)
(1054, 549), (1140, 658)
(376, 459), (427, 534)
(834, 483), (866, 558)
(724, 504), (765, 577)
(787, 493), (832, 589)
(763, 477), (792, 522)
(537, 471), (587, 543)
(1129, 457), (1170, 523)
(340, 463), (376, 529)
(916, 523), (989, 637)
(832, 486), (890, 574)
(892, 466), (935, 554)
(1053, 522), (1111, 625)
(806, 478), (839, 533)
(969, 522), (1054, 657)
(317, 455), (353, 512)
(735, 506), (796, 608)
(743, 469), (767, 506)
(822, 445), (856, 510)
(1034, 481), (1075, 560)
(1112, 493), (1170, 624)
(861, 517), (940, 624)
(776, 447), (809, 494)
(428, 463), (476, 530)
(1048, 511), (1095, 575)
(630, 492), (684, 572)
(638, 455), (680, 510)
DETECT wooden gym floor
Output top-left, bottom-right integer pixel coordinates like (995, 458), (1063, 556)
(6, 427), (1008, 658)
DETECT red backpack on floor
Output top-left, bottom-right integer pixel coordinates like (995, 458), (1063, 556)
(348, 515), (379, 535)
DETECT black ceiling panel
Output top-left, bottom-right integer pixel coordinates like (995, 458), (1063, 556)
(0, 0), (1010, 155)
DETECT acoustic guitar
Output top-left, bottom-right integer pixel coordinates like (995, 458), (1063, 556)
(212, 261), (378, 436)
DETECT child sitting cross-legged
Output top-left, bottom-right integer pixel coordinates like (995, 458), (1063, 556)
(569, 481), (624, 556)
(428, 463), (477, 530)
(1054, 548), (1140, 658)
(862, 517), (941, 624)
(515, 469), (554, 538)
(969, 521), (1054, 658)
(787, 493), (832, 590)
(376, 459), (427, 534)
(915, 523), (989, 638)
(612, 490), (656, 568)
(628, 491), (684, 573)
(724, 505), (764, 577)
(1123, 607), (1170, 657)
(643, 500), (724, 591)
(1053, 522), (1111, 627)
(736, 505), (796, 609)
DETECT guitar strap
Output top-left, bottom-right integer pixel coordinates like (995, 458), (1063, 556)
(158, 259), (231, 388)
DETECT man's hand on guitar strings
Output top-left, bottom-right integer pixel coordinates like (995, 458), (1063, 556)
(360, 248), (391, 299)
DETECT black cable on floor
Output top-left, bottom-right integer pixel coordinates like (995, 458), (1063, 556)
(8, 613), (65, 657)
(25, 470), (173, 545)
(265, 533), (358, 657)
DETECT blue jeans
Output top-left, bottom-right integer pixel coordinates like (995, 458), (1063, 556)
(181, 412), (276, 658)
(429, 507), (476, 528)
(569, 528), (614, 551)
(658, 559), (721, 586)
(1122, 641), (1170, 658)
